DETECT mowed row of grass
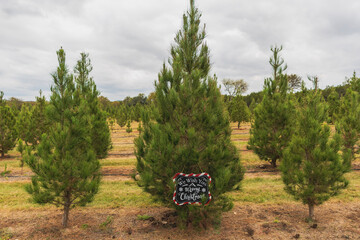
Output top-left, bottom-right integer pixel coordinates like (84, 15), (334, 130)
(1, 172), (360, 210)
(1, 122), (360, 210)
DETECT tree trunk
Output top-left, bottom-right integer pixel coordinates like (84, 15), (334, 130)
(62, 196), (71, 228)
(308, 204), (315, 221)
(237, 122), (240, 129)
(271, 159), (277, 168)
(1, 151), (4, 158)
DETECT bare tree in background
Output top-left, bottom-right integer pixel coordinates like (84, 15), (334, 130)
(222, 79), (248, 97)
(287, 74), (302, 91)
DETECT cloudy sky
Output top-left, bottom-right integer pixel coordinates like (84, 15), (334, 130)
(1, 0), (360, 101)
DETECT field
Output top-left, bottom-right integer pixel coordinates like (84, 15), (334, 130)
(1, 122), (360, 239)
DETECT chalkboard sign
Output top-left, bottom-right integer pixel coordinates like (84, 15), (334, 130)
(172, 173), (211, 206)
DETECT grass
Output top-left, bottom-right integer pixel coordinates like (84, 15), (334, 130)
(0, 180), (158, 210)
(1, 122), (360, 211)
(100, 158), (136, 167)
(2, 172), (359, 210)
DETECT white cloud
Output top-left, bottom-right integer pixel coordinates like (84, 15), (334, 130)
(1, 0), (360, 100)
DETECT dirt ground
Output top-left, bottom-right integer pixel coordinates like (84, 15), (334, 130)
(1, 202), (360, 239)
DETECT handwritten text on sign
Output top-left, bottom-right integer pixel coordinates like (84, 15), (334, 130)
(172, 173), (211, 206)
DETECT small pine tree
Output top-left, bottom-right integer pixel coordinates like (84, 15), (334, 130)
(230, 95), (250, 128)
(15, 104), (33, 146)
(116, 106), (127, 128)
(24, 48), (101, 228)
(137, 121), (143, 133)
(336, 88), (360, 161)
(249, 98), (257, 120)
(126, 120), (132, 133)
(281, 88), (350, 221)
(74, 53), (111, 159)
(327, 88), (340, 124)
(248, 46), (295, 167)
(16, 139), (25, 172)
(30, 90), (49, 147)
(0, 92), (17, 158)
(135, 0), (243, 227)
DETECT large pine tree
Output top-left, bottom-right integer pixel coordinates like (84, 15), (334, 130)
(248, 46), (295, 167)
(135, 0), (243, 227)
(281, 86), (350, 221)
(24, 48), (101, 228)
(74, 53), (111, 159)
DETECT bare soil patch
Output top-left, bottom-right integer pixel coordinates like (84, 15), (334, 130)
(1, 203), (360, 239)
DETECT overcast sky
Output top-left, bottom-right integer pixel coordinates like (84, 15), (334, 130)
(1, 0), (360, 101)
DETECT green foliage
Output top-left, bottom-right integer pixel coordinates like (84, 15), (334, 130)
(281, 89), (350, 220)
(30, 91), (49, 147)
(336, 88), (360, 161)
(248, 98), (257, 120)
(0, 92), (17, 158)
(115, 105), (128, 128)
(327, 88), (340, 124)
(15, 91), (49, 151)
(135, 0), (243, 228)
(99, 216), (113, 229)
(74, 53), (111, 159)
(137, 121), (143, 133)
(137, 214), (152, 220)
(248, 46), (295, 167)
(15, 105), (33, 146)
(0, 164), (11, 177)
(229, 95), (250, 128)
(126, 120), (132, 133)
(24, 48), (101, 228)
(17, 139), (25, 169)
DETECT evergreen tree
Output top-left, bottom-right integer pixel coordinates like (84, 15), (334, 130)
(126, 120), (132, 133)
(248, 46), (295, 167)
(135, 0), (243, 227)
(0, 92), (17, 158)
(327, 88), (340, 124)
(249, 98), (257, 120)
(74, 53), (111, 159)
(30, 91), (49, 147)
(137, 121), (143, 133)
(336, 88), (360, 161)
(15, 104), (33, 146)
(281, 88), (350, 221)
(24, 48), (101, 228)
(230, 95), (250, 128)
(115, 105), (127, 128)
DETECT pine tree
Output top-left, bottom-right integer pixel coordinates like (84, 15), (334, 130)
(248, 46), (295, 167)
(135, 0), (243, 227)
(281, 87), (350, 221)
(126, 120), (132, 133)
(230, 95), (250, 128)
(116, 105), (127, 128)
(336, 88), (360, 161)
(24, 48), (101, 228)
(30, 90), (49, 147)
(74, 53), (111, 159)
(137, 121), (143, 133)
(15, 104), (33, 146)
(0, 91), (17, 158)
(249, 98), (257, 120)
(327, 88), (340, 124)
